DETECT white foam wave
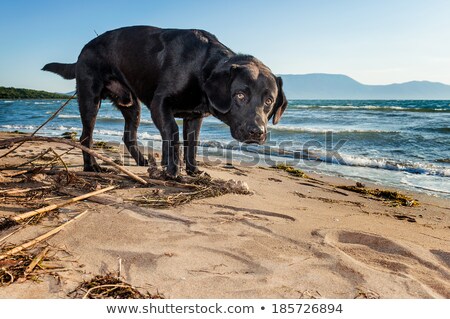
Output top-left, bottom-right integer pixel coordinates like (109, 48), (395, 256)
(289, 104), (448, 112)
(1, 124), (36, 130)
(329, 153), (450, 177)
(269, 125), (396, 134)
(58, 114), (79, 119)
(139, 132), (161, 140)
(93, 129), (123, 137)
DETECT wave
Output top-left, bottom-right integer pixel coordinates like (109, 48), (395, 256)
(334, 154), (450, 177)
(1, 124), (36, 130)
(288, 104), (450, 113)
(297, 149), (450, 177)
(198, 141), (450, 177)
(402, 178), (450, 194)
(58, 115), (79, 119)
(268, 125), (398, 134)
(139, 132), (161, 140)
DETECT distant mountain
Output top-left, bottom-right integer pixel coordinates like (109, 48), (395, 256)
(280, 74), (450, 99)
(0, 86), (71, 99)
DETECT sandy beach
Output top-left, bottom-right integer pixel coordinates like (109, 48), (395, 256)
(0, 132), (449, 299)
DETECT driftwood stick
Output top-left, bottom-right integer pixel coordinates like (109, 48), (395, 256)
(0, 186), (52, 196)
(12, 185), (115, 222)
(25, 247), (49, 274)
(0, 136), (147, 185)
(0, 210), (88, 260)
(2, 170), (29, 177)
(58, 188), (121, 205)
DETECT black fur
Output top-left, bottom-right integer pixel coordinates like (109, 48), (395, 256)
(43, 26), (287, 176)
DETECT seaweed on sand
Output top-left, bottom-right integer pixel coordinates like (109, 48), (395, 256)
(272, 164), (309, 178)
(0, 252), (33, 285)
(0, 247), (52, 286)
(93, 141), (116, 150)
(69, 273), (164, 299)
(61, 131), (77, 140)
(337, 185), (419, 207)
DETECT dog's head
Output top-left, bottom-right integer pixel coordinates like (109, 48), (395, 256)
(204, 56), (287, 144)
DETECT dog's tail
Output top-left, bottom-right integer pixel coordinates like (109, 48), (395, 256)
(42, 62), (76, 80)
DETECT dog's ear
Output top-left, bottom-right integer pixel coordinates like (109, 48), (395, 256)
(269, 76), (288, 125)
(204, 64), (239, 114)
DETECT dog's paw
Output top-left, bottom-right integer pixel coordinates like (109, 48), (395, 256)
(147, 165), (164, 179)
(162, 170), (179, 181)
(187, 168), (210, 178)
(84, 164), (104, 173)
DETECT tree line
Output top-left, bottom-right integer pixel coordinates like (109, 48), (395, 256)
(0, 86), (71, 99)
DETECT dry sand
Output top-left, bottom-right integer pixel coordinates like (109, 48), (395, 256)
(0, 132), (449, 298)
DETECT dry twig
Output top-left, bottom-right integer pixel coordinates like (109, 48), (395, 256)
(0, 186), (114, 231)
(0, 210), (89, 260)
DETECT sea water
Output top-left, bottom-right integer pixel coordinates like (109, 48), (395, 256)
(1, 99), (449, 198)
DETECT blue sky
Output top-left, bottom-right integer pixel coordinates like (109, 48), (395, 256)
(1, 0), (450, 92)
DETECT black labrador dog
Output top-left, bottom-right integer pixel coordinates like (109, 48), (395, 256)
(43, 26), (287, 177)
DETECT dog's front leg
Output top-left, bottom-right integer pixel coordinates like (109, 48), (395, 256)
(150, 96), (180, 178)
(183, 117), (203, 175)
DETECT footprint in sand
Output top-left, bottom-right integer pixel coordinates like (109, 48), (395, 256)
(322, 230), (450, 298)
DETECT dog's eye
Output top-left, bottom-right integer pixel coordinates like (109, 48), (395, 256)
(236, 92), (245, 101)
(265, 98), (273, 106)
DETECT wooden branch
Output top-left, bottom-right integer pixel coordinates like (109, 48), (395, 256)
(25, 247), (49, 274)
(0, 186), (52, 196)
(12, 185), (115, 222)
(0, 210), (88, 260)
(0, 136), (147, 185)
(58, 188), (121, 205)
(3, 170), (29, 177)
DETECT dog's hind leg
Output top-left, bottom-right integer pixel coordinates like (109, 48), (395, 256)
(77, 73), (103, 172)
(119, 98), (149, 167)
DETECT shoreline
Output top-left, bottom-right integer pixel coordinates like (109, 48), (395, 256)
(0, 132), (449, 298)
(2, 128), (449, 201)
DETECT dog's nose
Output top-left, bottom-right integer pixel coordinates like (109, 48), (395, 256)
(248, 126), (265, 140)
(250, 126), (263, 135)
